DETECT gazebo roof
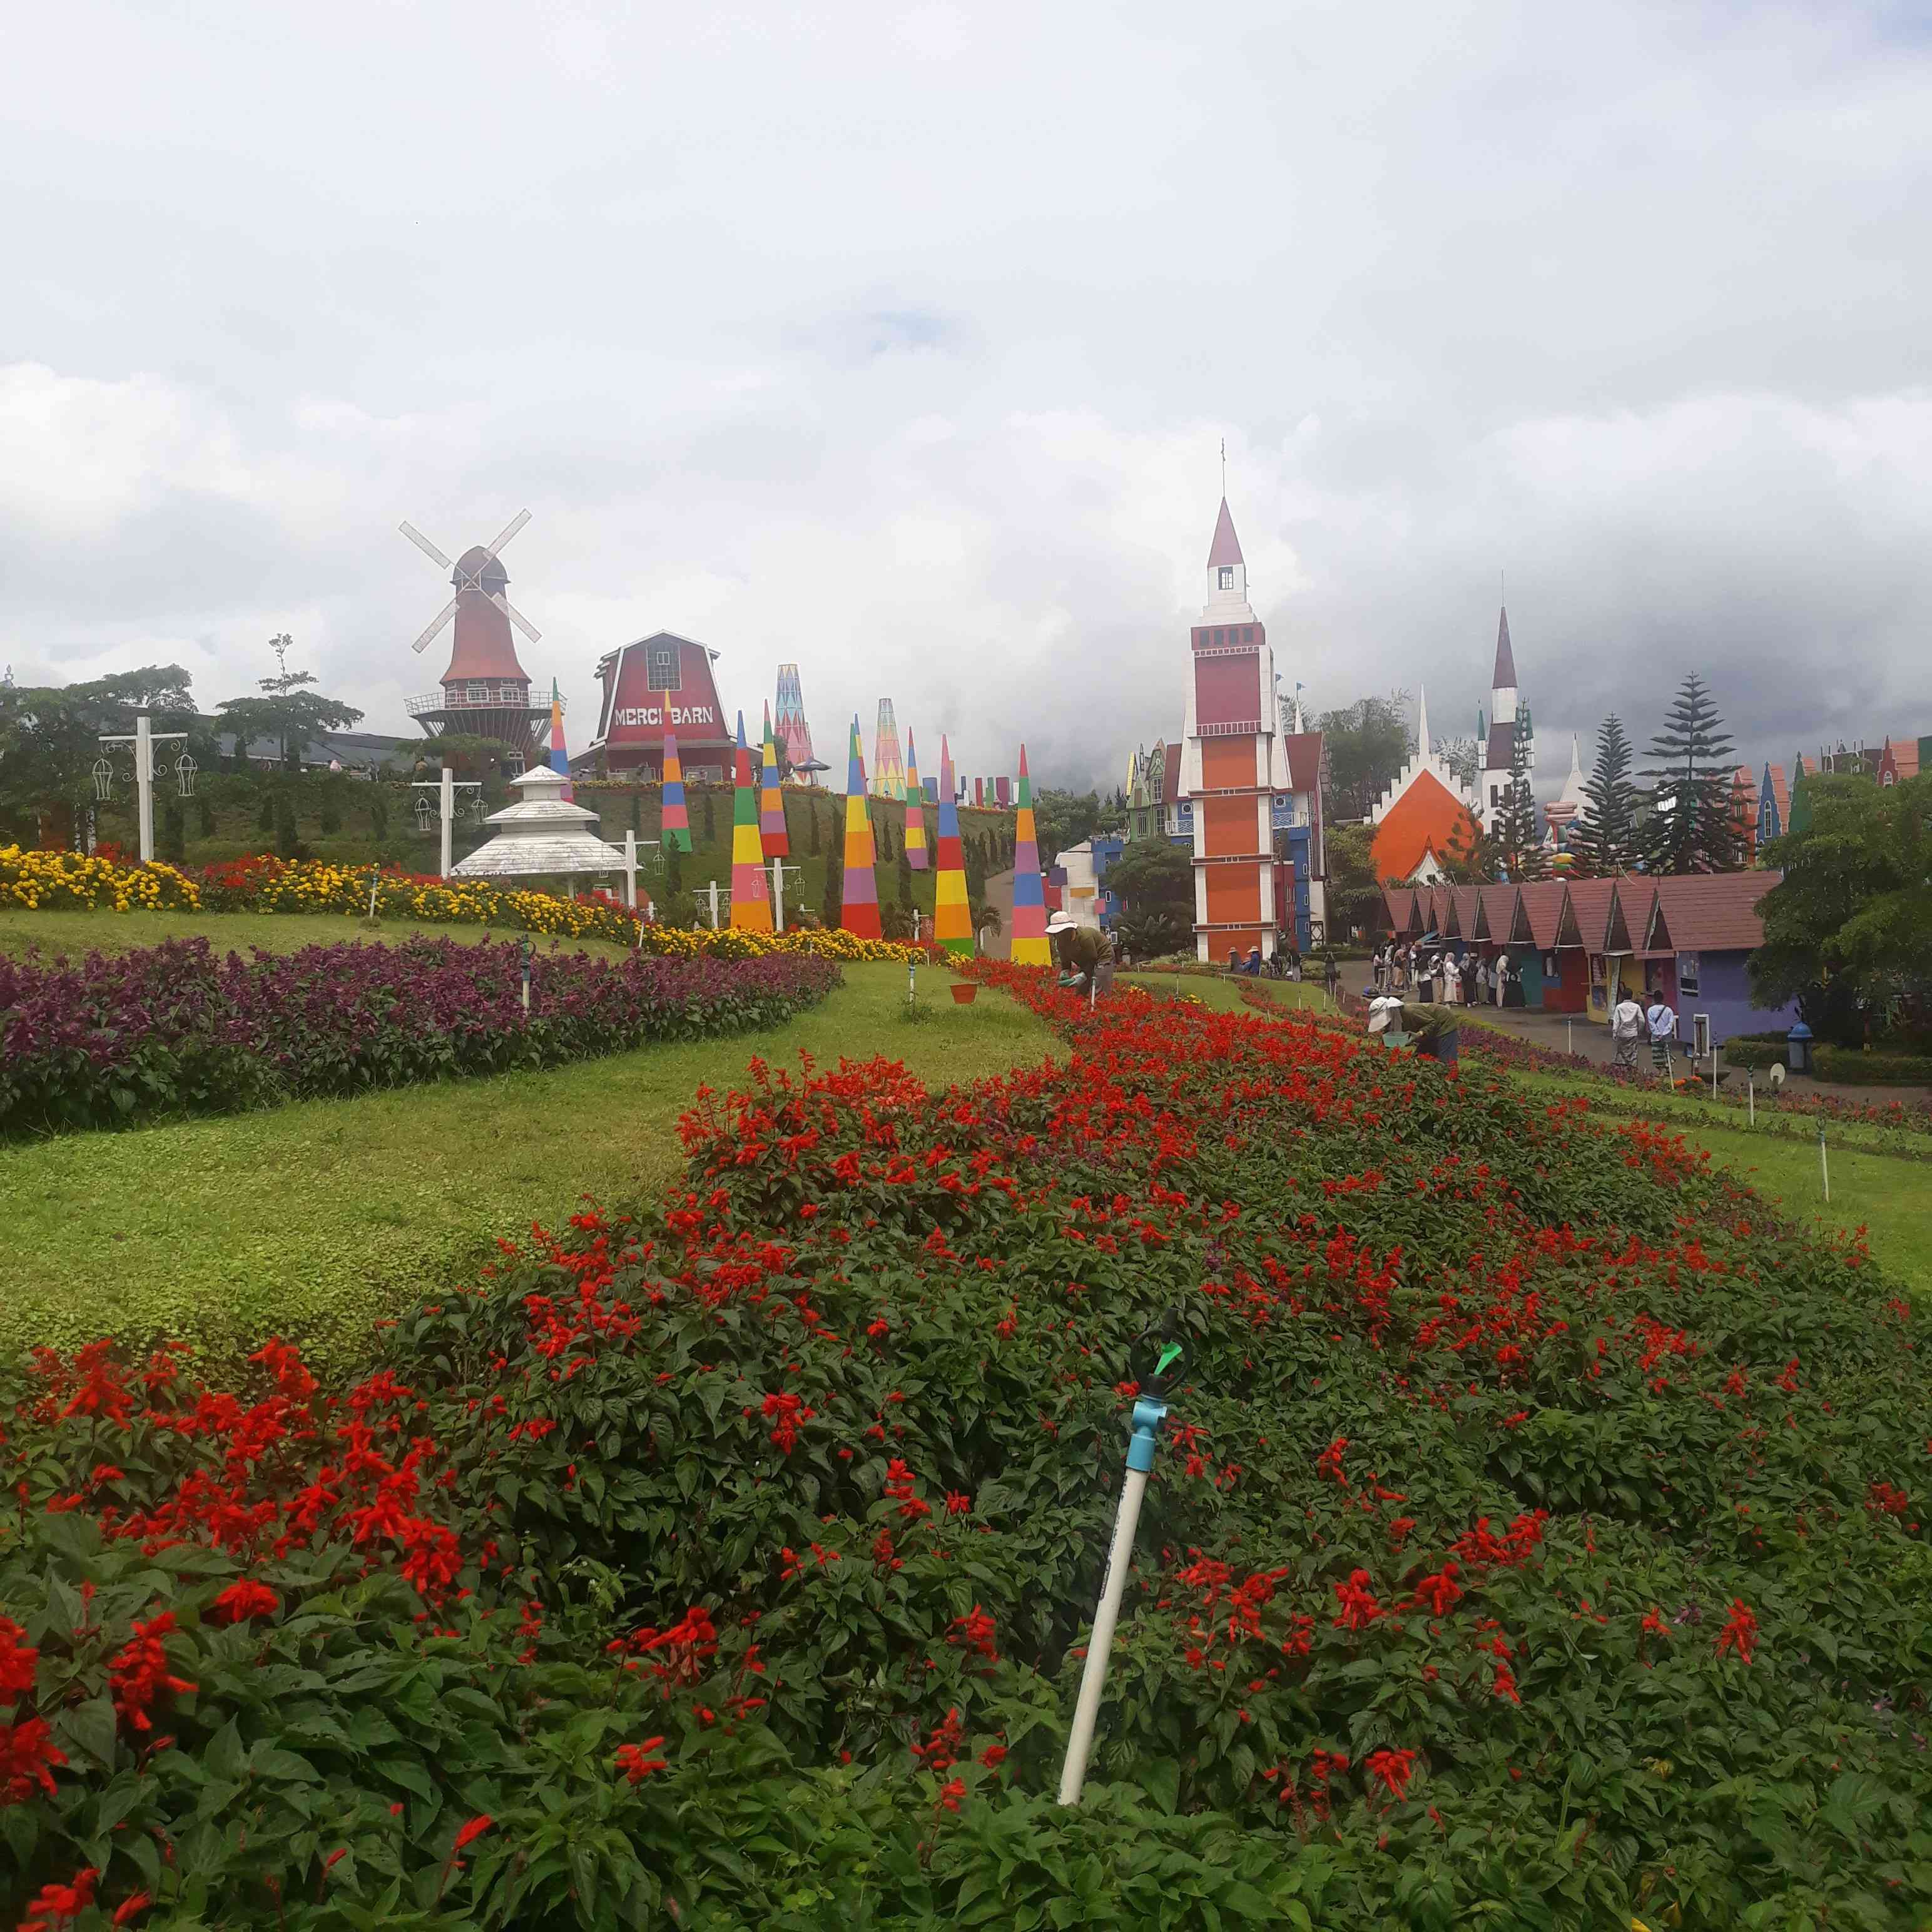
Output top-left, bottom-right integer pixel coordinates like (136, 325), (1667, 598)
(449, 768), (628, 878)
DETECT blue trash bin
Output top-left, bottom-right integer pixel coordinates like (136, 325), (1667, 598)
(1786, 1022), (1813, 1075)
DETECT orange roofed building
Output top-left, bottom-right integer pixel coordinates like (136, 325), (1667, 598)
(1370, 688), (1480, 884)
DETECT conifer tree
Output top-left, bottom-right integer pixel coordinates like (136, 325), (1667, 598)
(820, 846), (841, 927)
(700, 789), (717, 845)
(1491, 717), (1545, 880)
(1570, 714), (1642, 875)
(1642, 674), (1740, 874)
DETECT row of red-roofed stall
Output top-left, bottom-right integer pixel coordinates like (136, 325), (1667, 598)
(1379, 872), (1798, 1045)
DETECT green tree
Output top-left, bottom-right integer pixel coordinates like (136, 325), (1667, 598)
(1322, 821), (1383, 938)
(1318, 694), (1413, 820)
(257, 790), (277, 837)
(318, 781), (344, 835)
(274, 793), (300, 860)
(1642, 674), (1741, 874)
(160, 800), (187, 867)
(1033, 788), (1102, 868)
(1435, 733), (1482, 793)
(701, 790), (718, 844)
(1107, 837), (1194, 919)
(897, 849), (913, 907)
(1569, 715), (1642, 876)
(215, 634), (362, 771)
(369, 790), (390, 840)
(0, 664), (197, 846)
(196, 795), (217, 839)
(1490, 718), (1545, 882)
(1752, 771), (1931, 1040)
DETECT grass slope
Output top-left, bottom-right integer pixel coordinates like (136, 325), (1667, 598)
(0, 907), (637, 962)
(0, 963), (1054, 1363)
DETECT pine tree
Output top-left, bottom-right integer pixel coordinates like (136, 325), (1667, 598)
(630, 788), (642, 836)
(804, 797), (821, 856)
(700, 789), (717, 845)
(664, 844), (684, 898)
(1492, 717), (1545, 880)
(257, 791), (276, 837)
(161, 800), (186, 866)
(1570, 714), (1642, 875)
(897, 850), (913, 907)
(197, 796), (217, 839)
(1642, 675), (1740, 874)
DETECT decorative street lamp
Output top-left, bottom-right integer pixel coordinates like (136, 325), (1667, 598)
(96, 710), (188, 863)
(92, 757), (115, 803)
(174, 752), (198, 798)
(414, 795), (437, 833)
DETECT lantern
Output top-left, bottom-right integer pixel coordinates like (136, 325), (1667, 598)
(175, 752), (198, 798)
(92, 757), (115, 802)
(414, 795), (436, 833)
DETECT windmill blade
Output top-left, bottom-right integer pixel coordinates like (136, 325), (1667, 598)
(484, 509), (531, 557)
(399, 521), (453, 571)
(410, 597), (459, 654)
(494, 592), (542, 643)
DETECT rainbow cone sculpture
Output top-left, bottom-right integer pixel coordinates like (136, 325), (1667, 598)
(840, 716), (882, 938)
(547, 679), (573, 800)
(1009, 743), (1050, 965)
(902, 730), (928, 871)
(759, 702), (788, 857)
(728, 713), (773, 931)
(932, 734), (972, 956)
(660, 730), (691, 852)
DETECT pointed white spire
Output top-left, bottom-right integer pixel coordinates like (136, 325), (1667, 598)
(1416, 684), (1430, 760)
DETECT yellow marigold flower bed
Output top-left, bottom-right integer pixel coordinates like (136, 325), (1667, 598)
(0, 845), (201, 913)
(9, 849), (930, 963)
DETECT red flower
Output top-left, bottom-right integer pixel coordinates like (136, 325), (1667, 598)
(1714, 1599), (1759, 1664)
(1, 1717), (68, 1803)
(1331, 1569), (1383, 1631)
(1410, 1563), (1462, 1616)
(616, 1737), (668, 1784)
(935, 1776), (967, 1813)
(209, 1581), (280, 1624)
(1366, 1746), (1417, 1800)
(108, 1615), (197, 1734)
(0, 1617), (39, 1699)
(452, 1814), (494, 1852)
(17, 1867), (98, 1931)
(111, 1893), (155, 1926)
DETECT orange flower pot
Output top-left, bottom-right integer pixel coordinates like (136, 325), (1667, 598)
(950, 983), (978, 1005)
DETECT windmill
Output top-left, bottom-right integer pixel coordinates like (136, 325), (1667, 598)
(399, 510), (552, 764)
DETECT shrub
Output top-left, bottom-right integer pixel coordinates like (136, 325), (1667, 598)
(3, 973), (1929, 1926)
(0, 846), (200, 913)
(1815, 1044), (1932, 1085)
(0, 938), (840, 1136)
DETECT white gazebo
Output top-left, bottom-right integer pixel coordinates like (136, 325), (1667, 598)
(450, 767), (637, 903)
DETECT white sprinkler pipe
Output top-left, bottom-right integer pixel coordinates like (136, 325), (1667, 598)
(1058, 1391), (1167, 1806)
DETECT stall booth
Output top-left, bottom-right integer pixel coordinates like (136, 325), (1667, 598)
(1562, 878), (1622, 1024)
(1640, 872), (1796, 1047)
(1516, 881), (1585, 1013)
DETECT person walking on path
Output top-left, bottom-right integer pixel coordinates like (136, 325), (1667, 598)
(1610, 984), (1645, 1079)
(1322, 946), (1341, 1003)
(1646, 989), (1679, 1084)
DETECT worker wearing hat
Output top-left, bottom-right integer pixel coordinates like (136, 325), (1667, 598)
(1367, 995), (1459, 1064)
(1047, 910), (1112, 994)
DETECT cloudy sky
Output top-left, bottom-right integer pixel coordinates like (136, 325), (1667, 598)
(5, 0), (1928, 797)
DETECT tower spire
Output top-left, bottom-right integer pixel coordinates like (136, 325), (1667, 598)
(1416, 684), (1431, 763)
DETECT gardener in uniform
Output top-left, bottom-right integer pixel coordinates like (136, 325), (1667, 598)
(1047, 910), (1113, 997)
(1367, 999), (1461, 1066)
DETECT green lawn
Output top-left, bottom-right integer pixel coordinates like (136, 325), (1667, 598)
(0, 907), (641, 963)
(0, 963), (1054, 1365)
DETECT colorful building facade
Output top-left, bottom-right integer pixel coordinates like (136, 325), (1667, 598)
(588, 633), (733, 781)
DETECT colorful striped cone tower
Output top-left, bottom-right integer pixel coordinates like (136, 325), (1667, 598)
(903, 730), (928, 871)
(840, 716), (882, 938)
(933, 733), (972, 957)
(760, 702), (789, 857)
(547, 679), (572, 800)
(1009, 744), (1050, 965)
(729, 713), (773, 931)
(660, 730), (691, 853)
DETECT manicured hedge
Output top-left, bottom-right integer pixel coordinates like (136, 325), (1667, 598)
(1816, 1045), (1932, 1085)
(4, 967), (1928, 1927)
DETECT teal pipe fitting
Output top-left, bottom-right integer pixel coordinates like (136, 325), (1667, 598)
(1126, 1395), (1168, 1472)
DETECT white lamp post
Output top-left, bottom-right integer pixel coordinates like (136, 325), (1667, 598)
(98, 710), (188, 863)
(770, 857), (805, 932)
(412, 768), (481, 878)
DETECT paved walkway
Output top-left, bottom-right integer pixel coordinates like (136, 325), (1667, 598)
(1408, 994), (1931, 1107)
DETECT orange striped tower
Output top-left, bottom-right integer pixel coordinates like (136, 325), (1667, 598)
(1182, 497), (1289, 960)
(759, 702), (788, 857)
(840, 716), (882, 938)
(1009, 744), (1050, 964)
(728, 711), (773, 932)
(933, 734), (971, 955)
(903, 729), (928, 871)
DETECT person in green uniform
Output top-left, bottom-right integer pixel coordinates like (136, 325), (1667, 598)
(1368, 998), (1460, 1064)
(1047, 911), (1112, 994)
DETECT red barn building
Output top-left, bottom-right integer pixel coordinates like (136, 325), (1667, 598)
(587, 633), (734, 781)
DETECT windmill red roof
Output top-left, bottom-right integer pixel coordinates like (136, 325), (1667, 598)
(1492, 606), (1517, 689)
(1206, 498), (1244, 569)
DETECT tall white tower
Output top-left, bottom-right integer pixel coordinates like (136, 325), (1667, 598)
(1478, 604), (1532, 821)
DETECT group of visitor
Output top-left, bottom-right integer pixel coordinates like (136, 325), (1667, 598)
(1371, 942), (1518, 1008)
